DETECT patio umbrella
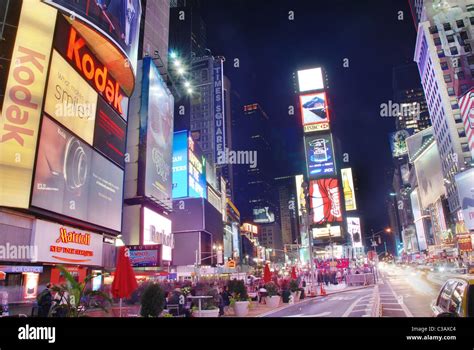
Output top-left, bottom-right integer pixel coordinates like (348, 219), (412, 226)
(112, 246), (138, 317)
(291, 266), (297, 280)
(263, 263), (272, 284)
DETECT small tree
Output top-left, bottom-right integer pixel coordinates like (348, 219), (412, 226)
(140, 283), (166, 317)
(227, 279), (248, 301)
(264, 282), (279, 297)
(49, 265), (111, 317)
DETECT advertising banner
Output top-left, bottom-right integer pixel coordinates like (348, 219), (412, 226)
(413, 141), (445, 209)
(43, 0), (141, 72)
(33, 219), (103, 266)
(312, 225), (342, 238)
(346, 217), (363, 248)
(297, 67), (324, 93)
(31, 116), (124, 231)
(44, 50), (98, 144)
(0, 0), (57, 208)
(389, 130), (411, 158)
(309, 178), (343, 224)
(295, 174), (305, 217)
(459, 89), (474, 159)
(128, 245), (161, 267)
(172, 131), (189, 199)
(213, 59), (225, 164)
(455, 168), (474, 231)
(300, 92), (330, 132)
(253, 207), (276, 223)
(305, 133), (336, 178)
(142, 207), (173, 262)
(188, 137), (207, 199)
(341, 168), (357, 211)
(410, 189), (428, 251)
(140, 58), (174, 206)
(93, 96), (127, 168)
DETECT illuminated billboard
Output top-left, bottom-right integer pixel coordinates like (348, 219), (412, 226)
(295, 175), (305, 217)
(0, 1), (57, 208)
(297, 67), (324, 92)
(309, 178), (342, 224)
(410, 189), (428, 251)
(253, 207), (275, 223)
(346, 217), (363, 248)
(128, 245), (161, 267)
(389, 130), (411, 158)
(172, 131), (207, 200)
(455, 168), (474, 231)
(304, 133), (336, 178)
(43, 0), (141, 73)
(31, 116), (124, 231)
(139, 57), (174, 206)
(142, 207), (173, 262)
(300, 92), (330, 132)
(172, 131), (189, 199)
(312, 225), (342, 239)
(341, 168), (357, 211)
(459, 89), (474, 158)
(413, 141), (445, 209)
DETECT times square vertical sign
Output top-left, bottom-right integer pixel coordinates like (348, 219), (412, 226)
(213, 58), (225, 165)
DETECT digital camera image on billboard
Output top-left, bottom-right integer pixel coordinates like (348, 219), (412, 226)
(305, 134), (336, 178)
(32, 116), (124, 231)
(300, 92), (329, 132)
(309, 178), (342, 224)
(297, 67), (324, 93)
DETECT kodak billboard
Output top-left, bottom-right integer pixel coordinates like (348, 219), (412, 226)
(0, 0), (57, 208)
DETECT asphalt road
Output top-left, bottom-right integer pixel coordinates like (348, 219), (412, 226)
(262, 287), (375, 317)
(263, 264), (448, 318)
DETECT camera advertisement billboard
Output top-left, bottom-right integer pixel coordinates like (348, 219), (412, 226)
(309, 178), (343, 224)
(300, 91), (330, 132)
(31, 116), (124, 231)
(43, 0), (141, 73)
(304, 133), (336, 178)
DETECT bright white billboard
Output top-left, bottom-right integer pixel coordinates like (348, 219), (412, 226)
(413, 141), (446, 209)
(410, 189), (428, 251)
(142, 207), (173, 261)
(297, 67), (324, 92)
(455, 168), (474, 231)
(346, 217), (363, 248)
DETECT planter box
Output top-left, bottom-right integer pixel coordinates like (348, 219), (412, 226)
(267, 296), (281, 308)
(195, 309), (219, 318)
(233, 301), (249, 317)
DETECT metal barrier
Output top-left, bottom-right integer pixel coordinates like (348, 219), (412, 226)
(345, 273), (375, 286)
(371, 285), (381, 317)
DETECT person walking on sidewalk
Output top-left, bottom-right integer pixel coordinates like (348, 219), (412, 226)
(37, 283), (53, 317)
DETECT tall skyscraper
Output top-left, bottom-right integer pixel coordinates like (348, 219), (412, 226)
(414, 0), (474, 214)
(275, 176), (301, 246)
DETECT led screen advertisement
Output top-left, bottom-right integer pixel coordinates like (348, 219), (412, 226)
(300, 91), (330, 132)
(312, 225), (342, 239)
(253, 207), (276, 223)
(305, 133), (336, 178)
(413, 142), (445, 209)
(140, 58), (174, 206)
(297, 67), (324, 93)
(188, 137), (207, 199)
(43, 0), (141, 72)
(128, 245), (161, 267)
(346, 217), (363, 248)
(172, 131), (189, 199)
(309, 178), (343, 224)
(389, 130), (411, 158)
(341, 168), (357, 211)
(0, 0), (57, 208)
(31, 116), (124, 231)
(142, 207), (173, 262)
(455, 168), (474, 231)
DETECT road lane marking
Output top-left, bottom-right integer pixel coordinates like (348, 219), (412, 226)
(285, 311), (332, 317)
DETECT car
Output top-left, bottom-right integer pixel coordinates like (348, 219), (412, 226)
(431, 276), (474, 317)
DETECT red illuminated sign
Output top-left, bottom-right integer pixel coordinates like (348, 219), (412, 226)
(66, 27), (124, 115)
(310, 178), (342, 224)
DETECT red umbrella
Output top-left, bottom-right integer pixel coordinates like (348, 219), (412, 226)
(291, 266), (297, 280)
(112, 246), (138, 316)
(263, 263), (272, 284)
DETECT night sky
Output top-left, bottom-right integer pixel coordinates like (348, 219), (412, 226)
(200, 0), (420, 236)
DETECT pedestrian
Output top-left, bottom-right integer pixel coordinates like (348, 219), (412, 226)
(323, 270), (329, 286)
(37, 283), (53, 317)
(52, 290), (69, 317)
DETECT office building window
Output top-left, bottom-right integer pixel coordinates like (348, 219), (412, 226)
(450, 46), (458, 55)
(443, 23), (451, 31)
(465, 44), (472, 53)
(434, 37), (442, 46)
(456, 19), (465, 28)
(444, 74), (452, 83)
(460, 31), (469, 41)
(448, 87), (455, 96)
(429, 25), (438, 34)
(447, 34), (455, 43)
(441, 61), (449, 70)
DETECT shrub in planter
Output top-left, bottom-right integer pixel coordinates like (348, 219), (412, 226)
(264, 282), (279, 297)
(289, 279), (299, 293)
(281, 290), (291, 303)
(227, 280), (248, 301)
(140, 283), (166, 317)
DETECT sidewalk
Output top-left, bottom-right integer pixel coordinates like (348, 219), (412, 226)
(225, 283), (373, 318)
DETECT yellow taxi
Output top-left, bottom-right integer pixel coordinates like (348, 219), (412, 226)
(431, 275), (474, 317)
